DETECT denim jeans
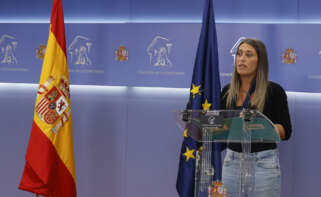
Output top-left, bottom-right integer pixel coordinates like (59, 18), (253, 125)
(222, 148), (281, 197)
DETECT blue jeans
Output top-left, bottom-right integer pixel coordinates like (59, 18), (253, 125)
(222, 148), (281, 197)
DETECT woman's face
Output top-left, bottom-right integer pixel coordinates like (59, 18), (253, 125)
(236, 43), (258, 78)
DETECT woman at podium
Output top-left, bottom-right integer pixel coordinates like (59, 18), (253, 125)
(221, 38), (292, 197)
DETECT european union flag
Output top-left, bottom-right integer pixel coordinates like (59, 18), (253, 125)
(176, 0), (222, 197)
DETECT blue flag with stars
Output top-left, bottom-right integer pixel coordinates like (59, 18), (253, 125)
(176, 0), (222, 197)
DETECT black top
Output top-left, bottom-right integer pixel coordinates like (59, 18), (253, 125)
(221, 81), (292, 152)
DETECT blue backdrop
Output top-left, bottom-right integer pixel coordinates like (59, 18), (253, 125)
(0, 23), (321, 92)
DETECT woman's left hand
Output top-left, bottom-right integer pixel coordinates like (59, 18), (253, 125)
(274, 124), (285, 140)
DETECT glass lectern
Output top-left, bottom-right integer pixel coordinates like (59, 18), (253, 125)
(175, 109), (280, 197)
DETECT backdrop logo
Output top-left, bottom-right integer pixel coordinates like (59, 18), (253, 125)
(36, 44), (46, 60)
(115, 46), (128, 62)
(67, 35), (92, 66)
(281, 48), (297, 64)
(147, 36), (173, 67)
(0, 34), (18, 65)
(230, 37), (246, 58)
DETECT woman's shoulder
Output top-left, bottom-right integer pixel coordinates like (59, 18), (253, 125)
(222, 83), (230, 93)
(220, 84), (230, 102)
(267, 81), (286, 96)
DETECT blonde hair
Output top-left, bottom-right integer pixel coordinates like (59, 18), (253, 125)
(225, 38), (269, 112)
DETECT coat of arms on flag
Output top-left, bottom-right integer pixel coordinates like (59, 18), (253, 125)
(36, 76), (71, 134)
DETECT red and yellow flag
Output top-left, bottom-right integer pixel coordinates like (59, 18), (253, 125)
(19, 0), (76, 196)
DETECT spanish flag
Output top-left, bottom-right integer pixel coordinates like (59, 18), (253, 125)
(18, 0), (77, 196)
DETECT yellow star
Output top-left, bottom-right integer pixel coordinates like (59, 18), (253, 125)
(183, 146), (195, 161)
(190, 83), (201, 98)
(184, 129), (188, 138)
(202, 98), (212, 110)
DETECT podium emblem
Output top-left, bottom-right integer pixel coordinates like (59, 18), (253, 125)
(209, 181), (227, 197)
(208, 116), (215, 125)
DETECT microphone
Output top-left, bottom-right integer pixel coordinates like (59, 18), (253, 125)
(182, 101), (191, 122)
